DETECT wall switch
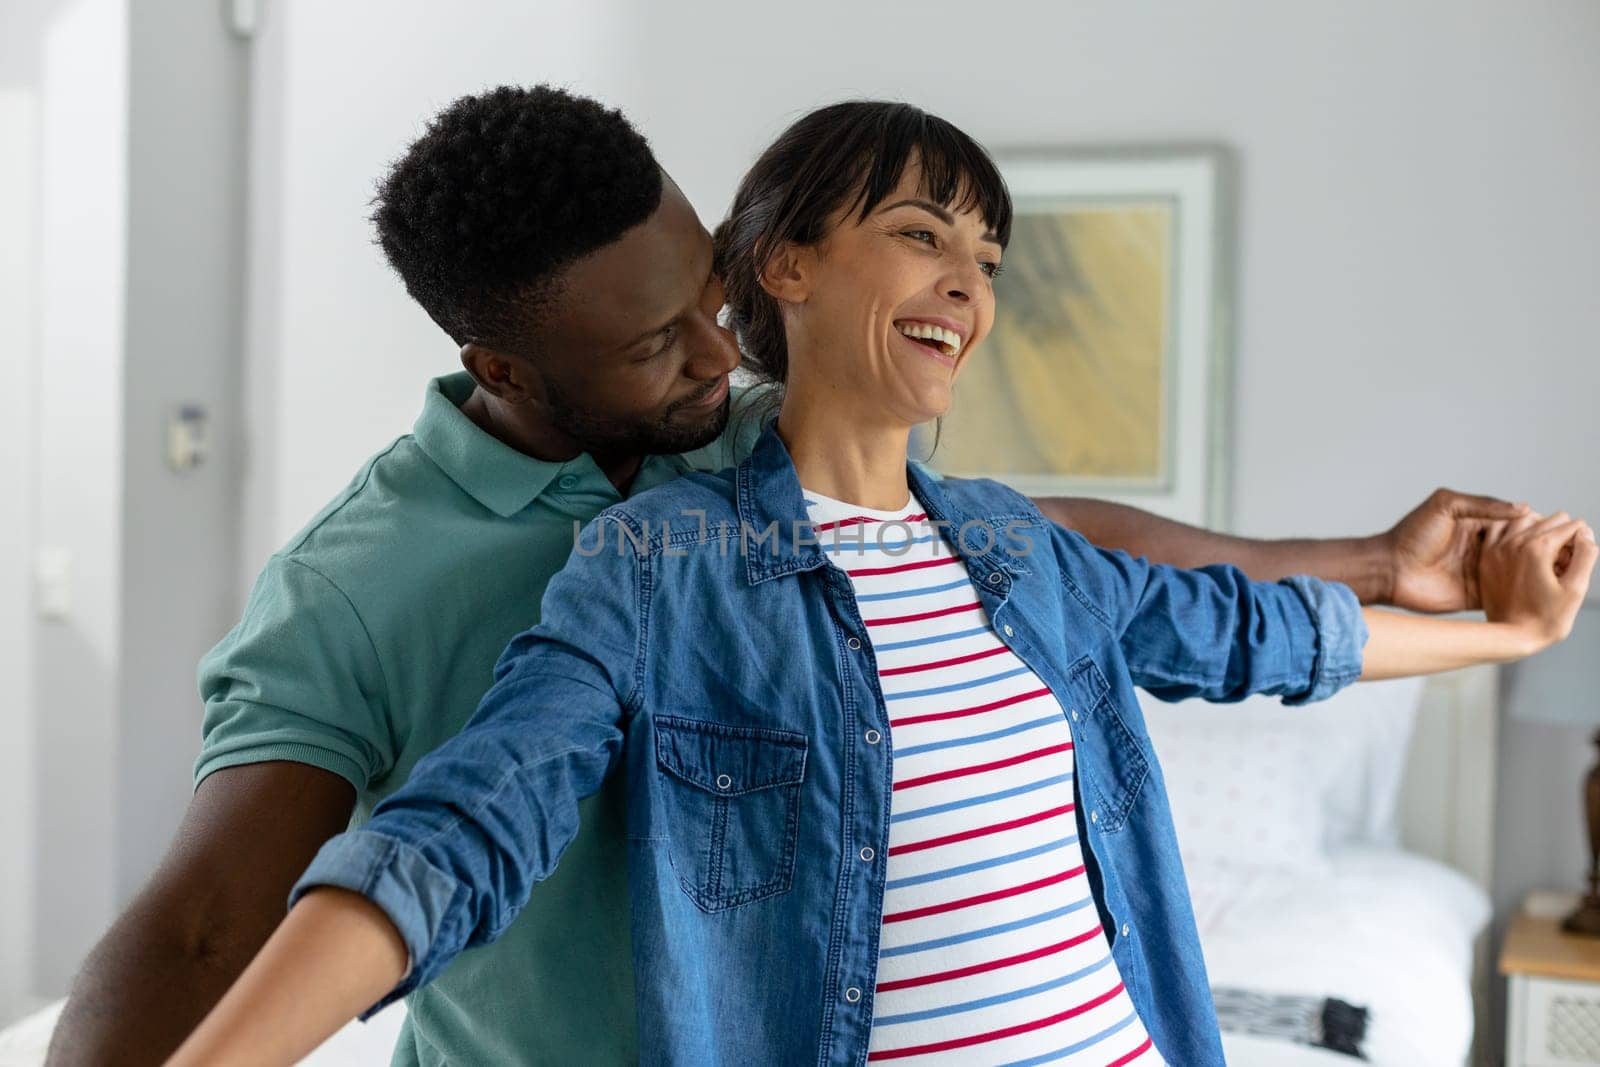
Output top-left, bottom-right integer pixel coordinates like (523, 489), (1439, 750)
(166, 405), (208, 471)
(35, 548), (72, 621)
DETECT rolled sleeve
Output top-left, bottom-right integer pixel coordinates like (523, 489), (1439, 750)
(1278, 575), (1368, 705)
(288, 830), (467, 1019)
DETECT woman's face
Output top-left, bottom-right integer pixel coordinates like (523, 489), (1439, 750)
(785, 161), (1004, 427)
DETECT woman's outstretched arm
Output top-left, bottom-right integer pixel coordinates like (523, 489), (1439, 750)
(165, 888), (405, 1066)
(1360, 511), (1596, 679)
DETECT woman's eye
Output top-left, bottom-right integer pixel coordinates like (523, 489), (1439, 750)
(903, 230), (936, 245)
(981, 262), (1005, 279)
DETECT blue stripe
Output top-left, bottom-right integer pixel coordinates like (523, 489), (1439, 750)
(853, 576), (970, 603)
(884, 665), (1033, 702)
(884, 836), (1077, 891)
(879, 896), (1095, 958)
(997, 1010), (1141, 1067)
(824, 533), (941, 554)
(893, 714), (1060, 758)
(873, 953), (1115, 1027)
(893, 772), (1074, 824)
(875, 624), (991, 652)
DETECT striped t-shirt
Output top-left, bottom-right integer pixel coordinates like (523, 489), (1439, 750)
(803, 487), (1161, 1067)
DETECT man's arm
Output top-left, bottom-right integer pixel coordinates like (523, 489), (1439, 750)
(1033, 487), (1529, 612)
(45, 762), (355, 1067)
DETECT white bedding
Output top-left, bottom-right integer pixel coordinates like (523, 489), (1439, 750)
(1196, 844), (1489, 1067)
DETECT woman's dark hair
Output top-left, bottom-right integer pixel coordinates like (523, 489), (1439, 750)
(714, 101), (1012, 406)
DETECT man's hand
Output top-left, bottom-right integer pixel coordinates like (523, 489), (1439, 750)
(1383, 488), (1531, 613)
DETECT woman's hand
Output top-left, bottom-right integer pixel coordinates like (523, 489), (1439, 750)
(1478, 510), (1597, 654)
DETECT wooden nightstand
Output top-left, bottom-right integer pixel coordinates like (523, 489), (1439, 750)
(1502, 894), (1600, 1066)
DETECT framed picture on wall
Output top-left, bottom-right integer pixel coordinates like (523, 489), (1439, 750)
(918, 146), (1235, 530)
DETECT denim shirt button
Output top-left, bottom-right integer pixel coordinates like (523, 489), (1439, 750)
(1002, 624), (1014, 637)
(715, 774), (733, 790)
(1070, 709), (1080, 723)
(859, 847), (875, 862)
(864, 729), (881, 745)
(1090, 810), (1099, 825)
(846, 637), (862, 651)
(987, 572), (1003, 585)
(844, 987), (862, 1003)
(1121, 923), (1131, 937)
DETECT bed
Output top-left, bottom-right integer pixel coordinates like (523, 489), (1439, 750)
(1140, 664), (1498, 1067)
(0, 667), (1497, 1066)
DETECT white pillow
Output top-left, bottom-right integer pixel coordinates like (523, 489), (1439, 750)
(1144, 712), (1332, 875)
(1137, 677), (1425, 866)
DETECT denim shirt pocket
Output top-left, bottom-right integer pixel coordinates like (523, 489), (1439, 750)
(1061, 657), (1149, 834)
(654, 716), (808, 912)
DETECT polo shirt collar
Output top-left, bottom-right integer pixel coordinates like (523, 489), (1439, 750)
(412, 373), (567, 517)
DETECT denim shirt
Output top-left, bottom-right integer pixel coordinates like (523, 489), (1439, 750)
(292, 425), (1367, 1066)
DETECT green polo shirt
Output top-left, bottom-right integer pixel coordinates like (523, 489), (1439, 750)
(194, 372), (771, 1065)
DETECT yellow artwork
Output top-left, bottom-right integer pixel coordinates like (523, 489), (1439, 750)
(933, 201), (1173, 487)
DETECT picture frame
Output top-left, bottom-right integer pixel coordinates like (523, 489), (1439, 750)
(921, 145), (1236, 530)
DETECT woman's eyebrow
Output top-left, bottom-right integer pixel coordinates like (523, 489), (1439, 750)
(877, 197), (1002, 248)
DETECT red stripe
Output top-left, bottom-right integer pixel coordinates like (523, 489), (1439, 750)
(878, 644), (1009, 677)
(882, 865), (1085, 923)
(894, 742), (1073, 791)
(813, 512), (929, 533)
(847, 555), (962, 578)
(867, 981), (1127, 1060)
(875, 925), (1104, 992)
(866, 601), (984, 628)
(890, 686), (1053, 728)
(1105, 1037), (1156, 1066)
(891, 803), (1075, 856)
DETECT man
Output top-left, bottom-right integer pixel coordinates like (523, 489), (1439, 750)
(47, 85), (1525, 1066)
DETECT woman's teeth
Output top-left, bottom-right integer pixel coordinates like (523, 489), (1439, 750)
(896, 321), (960, 358)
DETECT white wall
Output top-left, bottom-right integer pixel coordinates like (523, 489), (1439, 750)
(0, 88), (41, 1027)
(33, 0), (127, 993)
(25, 0), (249, 996)
(245, 0), (1597, 1052)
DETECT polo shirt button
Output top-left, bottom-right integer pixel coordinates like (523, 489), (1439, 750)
(844, 987), (862, 1003)
(557, 474), (578, 490)
(846, 637), (862, 650)
(716, 774), (732, 790)
(987, 572), (1002, 585)
(859, 847), (875, 862)
(1003, 624), (1014, 637)
(864, 729), (881, 745)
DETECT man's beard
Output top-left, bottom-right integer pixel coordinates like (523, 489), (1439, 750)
(543, 379), (731, 458)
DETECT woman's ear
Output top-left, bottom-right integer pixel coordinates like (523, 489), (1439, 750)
(758, 241), (814, 304)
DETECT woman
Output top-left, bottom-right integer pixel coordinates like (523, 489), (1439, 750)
(167, 103), (1594, 1066)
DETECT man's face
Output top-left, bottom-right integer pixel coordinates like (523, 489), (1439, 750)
(530, 178), (742, 457)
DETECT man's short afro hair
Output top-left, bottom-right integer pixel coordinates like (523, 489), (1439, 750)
(373, 85), (663, 351)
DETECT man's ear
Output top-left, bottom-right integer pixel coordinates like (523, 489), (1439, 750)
(758, 241), (814, 304)
(460, 343), (542, 405)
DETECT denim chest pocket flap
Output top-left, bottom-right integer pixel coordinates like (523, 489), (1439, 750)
(1062, 657), (1149, 834)
(654, 716), (807, 912)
